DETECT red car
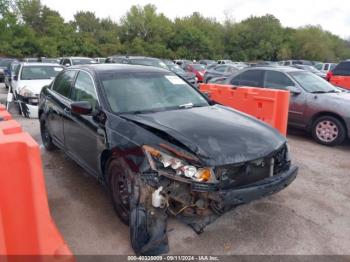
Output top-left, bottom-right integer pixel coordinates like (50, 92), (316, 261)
(327, 60), (350, 90)
(184, 63), (206, 82)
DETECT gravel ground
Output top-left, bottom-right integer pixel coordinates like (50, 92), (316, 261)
(1, 83), (350, 256)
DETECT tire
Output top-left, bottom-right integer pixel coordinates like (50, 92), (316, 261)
(40, 115), (58, 151)
(107, 158), (134, 225)
(311, 115), (346, 146)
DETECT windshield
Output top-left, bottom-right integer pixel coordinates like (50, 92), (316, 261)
(289, 71), (338, 93)
(130, 58), (168, 69)
(0, 59), (14, 67)
(72, 58), (97, 65)
(190, 64), (205, 71)
(101, 72), (209, 114)
(20, 66), (63, 80)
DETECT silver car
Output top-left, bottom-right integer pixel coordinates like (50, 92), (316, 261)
(225, 67), (350, 146)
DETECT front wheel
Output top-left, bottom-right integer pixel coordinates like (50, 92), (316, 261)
(107, 159), (133, 225)
(311, 116), (346, 146)
(40, 115), (58, 151)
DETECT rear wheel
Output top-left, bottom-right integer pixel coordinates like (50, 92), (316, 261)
(312, 115), (346, 146)
(40, 115), (58, 151)
(107, 159), (133, 225)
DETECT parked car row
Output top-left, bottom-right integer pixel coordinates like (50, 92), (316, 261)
(3, 55), (350, 147)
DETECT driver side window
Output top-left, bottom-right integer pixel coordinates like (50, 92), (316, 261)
(264, 71), (295, 90)
(71, 71), (98, 110)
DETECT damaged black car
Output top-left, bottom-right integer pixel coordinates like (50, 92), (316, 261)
(38, 64), (298, 255)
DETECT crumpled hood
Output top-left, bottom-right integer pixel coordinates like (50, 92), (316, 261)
(17, 79), (54, 95)
(122, 105), (286, 166)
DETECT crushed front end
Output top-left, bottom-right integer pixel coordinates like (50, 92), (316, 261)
(130, 143), (298, 255)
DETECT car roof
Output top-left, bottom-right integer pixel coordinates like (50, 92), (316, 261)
(109, 55), (160, 60)
(244, 66), (303, 73)
(69, 63), (171, 74)
(63, 57), (94, 59)
(22, 62), (64, 66)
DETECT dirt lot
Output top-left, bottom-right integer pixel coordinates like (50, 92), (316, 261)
(1, 84), (350, 255)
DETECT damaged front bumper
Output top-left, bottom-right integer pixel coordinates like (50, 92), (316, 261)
(16, 93), (39, 118)
(220, 165), (298, 206)
(131, 164), (298, 255)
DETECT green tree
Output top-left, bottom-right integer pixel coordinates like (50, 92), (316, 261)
(1, 1), (350, 62)
(224, 15), (285, 61)
(170, 12), (224, 60)
(120, 4), (173, 56)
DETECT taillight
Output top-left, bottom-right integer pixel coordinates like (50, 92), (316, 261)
(326, 71), (333, 81)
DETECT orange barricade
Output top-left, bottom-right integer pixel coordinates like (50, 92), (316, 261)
(0, 109), (73, 260)
(200, 84), (290, 135)
(0, 110), (12, 121)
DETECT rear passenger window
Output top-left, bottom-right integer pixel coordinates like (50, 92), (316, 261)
(264, 71), (295, 90)
(231, 70), (263, 87)
(332, 62), (350, 76)
(52, 70), (76, 97)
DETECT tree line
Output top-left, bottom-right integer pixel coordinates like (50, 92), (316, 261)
(1, 0), (350, 62)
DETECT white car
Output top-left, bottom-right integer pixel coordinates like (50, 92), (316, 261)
(60, 57), (97, 67)
(11, 63), (64, 118)
(314, 63), (337, 73)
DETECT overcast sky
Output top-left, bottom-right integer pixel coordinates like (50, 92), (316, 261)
(41, 0), (350, 39)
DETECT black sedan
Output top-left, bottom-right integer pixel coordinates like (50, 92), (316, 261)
(39, 64), (298, 255)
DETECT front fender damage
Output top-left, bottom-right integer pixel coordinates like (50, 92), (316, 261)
(129, 174), (169, 255)
(128, 172), (228, 255)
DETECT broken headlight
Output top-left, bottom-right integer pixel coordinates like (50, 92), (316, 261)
(19, 86), (35, 97)
(144, 145), (215, 183)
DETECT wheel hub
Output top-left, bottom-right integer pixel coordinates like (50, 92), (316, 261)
(316, 120), (338, 143)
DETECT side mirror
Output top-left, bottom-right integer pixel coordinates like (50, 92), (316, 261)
(13, 75), (18, 81)
(71, 101), (92, 115)
(287, 86), (301, 95)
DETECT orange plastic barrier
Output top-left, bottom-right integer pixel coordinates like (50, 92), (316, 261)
(0, 110), (12, 121)
(0, 110), (73, 260)
(200, 84), (290, 135)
